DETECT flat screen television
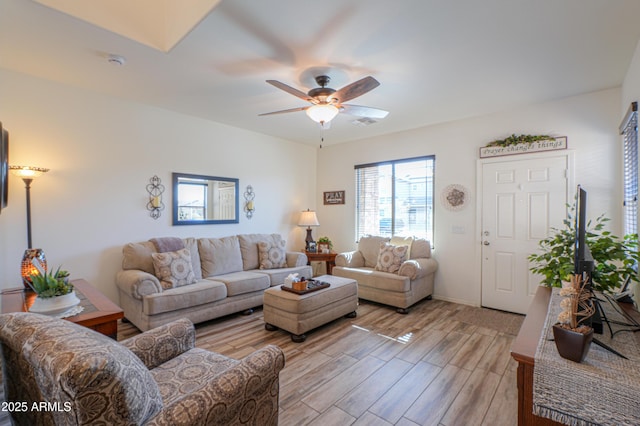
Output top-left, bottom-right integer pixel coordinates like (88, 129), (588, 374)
(574, 185), (594, 277)
(0, 122), (8, 214)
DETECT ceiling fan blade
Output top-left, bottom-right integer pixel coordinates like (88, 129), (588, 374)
(258, 106), (309, 116)
(331, 76), (380, 103)
(340, 104), (389, 119)
(266, 80), (315, 103)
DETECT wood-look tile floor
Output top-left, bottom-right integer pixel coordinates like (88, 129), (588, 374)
(118, 298), (523, 426)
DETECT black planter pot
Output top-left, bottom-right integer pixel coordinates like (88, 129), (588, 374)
(552, 323), (594, 363)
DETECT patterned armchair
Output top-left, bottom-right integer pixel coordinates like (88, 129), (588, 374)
(0, 313), (284, 425)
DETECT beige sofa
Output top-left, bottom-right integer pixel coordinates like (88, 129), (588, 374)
(333, 235), (438, 313)
(0, 313), (284, 425)
(116, 234), (312, 331)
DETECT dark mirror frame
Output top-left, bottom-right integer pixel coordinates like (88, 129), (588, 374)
(172, 172), (239, 225)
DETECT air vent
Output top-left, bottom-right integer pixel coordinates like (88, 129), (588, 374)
(351, 117), (378, 127)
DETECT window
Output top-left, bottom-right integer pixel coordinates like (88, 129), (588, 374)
(355, 156), (435, 241)
(621, 102), (638, 236)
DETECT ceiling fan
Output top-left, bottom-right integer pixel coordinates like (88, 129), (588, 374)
(259, 75), (389, 127)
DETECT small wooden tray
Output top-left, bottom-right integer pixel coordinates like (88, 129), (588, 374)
(282, 280), (330, 295)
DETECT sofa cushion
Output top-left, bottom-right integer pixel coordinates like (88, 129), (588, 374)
(410, 238), (432, 259)
(143, 280), (227, 315)
(151, 347), (239, 405)
(253, 265), (313, 286)
(123, 241), (156, 274)
(258, 239), (287, 269)
(122, 238), (202, 281)
(238, 234), (285, 270)
(206, 272), (270, 297)
(198, 236), (243, 277)
(390, 236), (413, 259)
(375, 243), (409, 274)
(358, 236), (390, 267)
(334, 267), (411, 293)
(151, 248), (197, 289)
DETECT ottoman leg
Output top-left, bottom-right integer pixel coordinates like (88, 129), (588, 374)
(396, 307), (409, 314)
(345, 311), (357, 318)
(265, 323), (278, 331)
(291, 333), (307, 343)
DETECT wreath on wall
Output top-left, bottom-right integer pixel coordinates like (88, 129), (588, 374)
(441, 184), (469, 211)
(485, 134), (554, 147)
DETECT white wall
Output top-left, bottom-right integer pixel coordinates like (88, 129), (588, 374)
(0, 69), (317, 302)
(317, 88), (623, 306)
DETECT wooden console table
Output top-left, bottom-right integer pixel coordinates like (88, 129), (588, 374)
(510, 286), (562, 425)
(1, 279), (123, 339)
(305, 251), (337, 275)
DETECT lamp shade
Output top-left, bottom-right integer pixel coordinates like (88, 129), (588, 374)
(10, 166), (50, 179)
(298, 209), (319, 227)
(306, 104), (339, 124)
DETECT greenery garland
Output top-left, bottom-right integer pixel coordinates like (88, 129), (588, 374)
(486, 134), (555, 147)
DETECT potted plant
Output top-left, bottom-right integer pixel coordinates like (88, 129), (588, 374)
(552, 274), (595, 362)
(528, 205), (639, 293)
(317, 236), (333, 253)
(28, 266), (80, 315)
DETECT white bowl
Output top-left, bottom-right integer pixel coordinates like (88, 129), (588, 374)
(29, 291), (81, 316)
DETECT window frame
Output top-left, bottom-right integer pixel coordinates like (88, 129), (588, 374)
(621, 101), (638, 237)
(354, 155), (435, 242)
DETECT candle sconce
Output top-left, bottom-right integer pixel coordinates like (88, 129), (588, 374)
(244, 185), (255, 219)
(146, 175), (165, 219)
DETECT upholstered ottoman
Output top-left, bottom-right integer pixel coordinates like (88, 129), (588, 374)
(263, 275), (358, 342)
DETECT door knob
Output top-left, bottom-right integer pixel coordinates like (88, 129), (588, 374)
(483, 241), (490, 245)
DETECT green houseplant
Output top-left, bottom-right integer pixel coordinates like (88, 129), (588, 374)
(28, 266), (80, 315)
(528, 206), (639, 293)
(29, 266), (73, 298)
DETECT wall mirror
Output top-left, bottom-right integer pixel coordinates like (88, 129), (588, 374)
(172, 172), (239, 225)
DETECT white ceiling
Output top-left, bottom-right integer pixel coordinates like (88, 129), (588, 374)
(2, 0), (640, 146)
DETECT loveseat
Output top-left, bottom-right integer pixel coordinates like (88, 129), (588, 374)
(333, 235), (438, 313)
(116, 234), (312, 331)
(0, 313), (284, 425)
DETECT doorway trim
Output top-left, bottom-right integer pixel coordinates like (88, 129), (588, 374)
(475, 150), (575, 309)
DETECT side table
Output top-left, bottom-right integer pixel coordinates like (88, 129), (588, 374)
(305, 251), (337, 275)
(1, 279), (124, 339)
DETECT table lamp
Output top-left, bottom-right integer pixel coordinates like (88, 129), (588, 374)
(298, 209), (319, 251)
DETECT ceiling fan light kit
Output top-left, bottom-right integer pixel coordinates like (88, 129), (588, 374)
(306, 104), (339, 123)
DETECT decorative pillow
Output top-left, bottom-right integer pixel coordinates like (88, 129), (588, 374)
(258, 239), (287, 269)
(374, 243), (409, 274)
(390, 236), (413, 259)
(151, 248), (196, 289)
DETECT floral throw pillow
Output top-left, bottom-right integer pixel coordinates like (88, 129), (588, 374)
(258, 239), (287, 269)
(151, 248), (196, 289)
(375, 243), (409, 274)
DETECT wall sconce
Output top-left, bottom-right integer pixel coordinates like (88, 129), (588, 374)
(10, 165), (50, 288)
(146, 175), (165, 219)
(244, 185), (255, 219)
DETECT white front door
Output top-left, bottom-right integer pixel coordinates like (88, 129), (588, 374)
(481, 155), (569, 314)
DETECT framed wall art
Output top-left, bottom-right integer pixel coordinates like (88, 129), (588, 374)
(324, 190), (345, 205)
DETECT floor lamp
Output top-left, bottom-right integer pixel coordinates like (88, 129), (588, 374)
(10, 165), (49, 289)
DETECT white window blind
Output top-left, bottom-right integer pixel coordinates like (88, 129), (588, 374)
(355, 156), (435, 242)
(621, 102), (638, 236)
